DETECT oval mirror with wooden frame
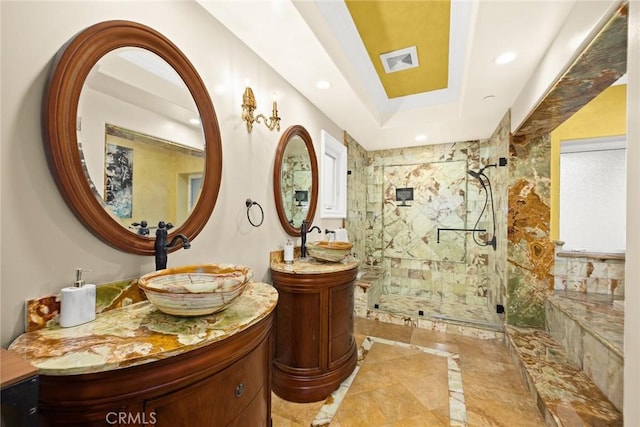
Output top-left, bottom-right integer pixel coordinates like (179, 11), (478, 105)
(43, 20), (222, 255)
(273, 125), (318, 236)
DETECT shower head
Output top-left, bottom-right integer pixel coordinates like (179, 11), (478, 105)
(467, 169), (487, 190)
(478, 163), (497, 174)
(467, 170), (482, 180)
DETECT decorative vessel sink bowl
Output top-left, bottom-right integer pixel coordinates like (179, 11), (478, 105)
(306, 241), (353, 262)
(138, 264), (253, 316)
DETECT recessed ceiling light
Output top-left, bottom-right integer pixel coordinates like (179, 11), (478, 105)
(189, 118), (201, 125)
(483, 95), (496, 101)
(494, 52), (517, 65)
(316, 80), (331, 90)
(415, 134), (427, 142)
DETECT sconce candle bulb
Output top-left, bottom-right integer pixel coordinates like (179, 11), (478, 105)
(241, 86), (281, 133)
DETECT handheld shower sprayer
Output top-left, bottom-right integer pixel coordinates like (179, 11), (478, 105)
(467, 169), (487, 190)
(467, 163), (498, 250)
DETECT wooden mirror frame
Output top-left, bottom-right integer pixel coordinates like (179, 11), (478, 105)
(42, 20), (223, 255)
(273, 125), (319, 236)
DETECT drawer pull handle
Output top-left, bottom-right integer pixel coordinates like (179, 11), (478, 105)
(235, 383), (245, 398)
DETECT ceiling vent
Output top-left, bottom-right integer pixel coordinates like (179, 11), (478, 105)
(380, 46), (419, 73)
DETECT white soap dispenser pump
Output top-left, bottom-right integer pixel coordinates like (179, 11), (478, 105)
(59, 268), (96, 328)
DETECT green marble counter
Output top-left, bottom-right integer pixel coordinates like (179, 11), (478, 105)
(270, 256), (359, 275)
(8, 282), (278, 376)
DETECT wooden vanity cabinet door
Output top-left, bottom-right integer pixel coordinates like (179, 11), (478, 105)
(271, 267), (357, 402)
(143, 334), (269, 426)
(329, 283), (355, 366)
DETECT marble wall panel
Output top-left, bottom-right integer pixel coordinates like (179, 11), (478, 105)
(546, 301), (584, 368)
(507, 133), (554, 327)
(382, 161), (467, 261)
(347, 132), (509, 324)
(552, 241), (625, 296)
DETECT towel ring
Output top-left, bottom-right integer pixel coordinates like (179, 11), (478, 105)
(245, 199), (264, 227)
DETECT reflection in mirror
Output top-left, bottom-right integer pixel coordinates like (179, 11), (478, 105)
(280, 135), (312, 228)
(273, 125), (318, 236)
(78, 47), (205, 232)
(42, 20), (222, 255)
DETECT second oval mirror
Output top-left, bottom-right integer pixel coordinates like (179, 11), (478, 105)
(273, 125), (318, 236)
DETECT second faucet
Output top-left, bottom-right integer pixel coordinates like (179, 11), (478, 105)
(300, 219), (321, 259)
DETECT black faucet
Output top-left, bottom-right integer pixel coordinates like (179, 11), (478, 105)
(155, 221), (191, 270)
(300, 220), (321, 259)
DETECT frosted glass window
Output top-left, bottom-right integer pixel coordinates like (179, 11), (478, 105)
(559, 137), (626, 252)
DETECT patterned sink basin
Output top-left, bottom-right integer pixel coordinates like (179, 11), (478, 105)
(306, 241), (353, 262)
(138, 264), (253, 316)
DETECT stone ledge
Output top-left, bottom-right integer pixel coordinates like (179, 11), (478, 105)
(505, 325), (622, 427)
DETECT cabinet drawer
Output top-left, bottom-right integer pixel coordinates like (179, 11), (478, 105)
(330, 308), (354, 337)
(330, 331), (354, 363)
(330, 285), (354, 313)
(144, 338), (268, 426)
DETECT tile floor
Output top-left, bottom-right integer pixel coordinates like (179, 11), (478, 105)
(272, 318), (545, 426)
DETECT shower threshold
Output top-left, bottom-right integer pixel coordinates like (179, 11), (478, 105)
(370, 294), (503, 332)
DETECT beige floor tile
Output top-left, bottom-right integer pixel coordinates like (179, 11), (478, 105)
(354, 318), (413, 343)
(391, 411), (449, 427)
(271, 393), (325, 425)
(366, 383), (428, 422)
(332, 390), (390, 426)
(271, 318), (545, 426)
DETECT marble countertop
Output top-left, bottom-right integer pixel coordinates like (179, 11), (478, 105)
(270, 256), (359, 274)
(8, 282), (278, 376)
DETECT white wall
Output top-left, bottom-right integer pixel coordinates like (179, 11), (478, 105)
(624, 1), (639, 423)
(0, 1), (343, 347)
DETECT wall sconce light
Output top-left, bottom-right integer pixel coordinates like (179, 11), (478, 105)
(241, 86), (281, 133)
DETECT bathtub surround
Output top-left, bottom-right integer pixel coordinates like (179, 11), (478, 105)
(505, 325), (622, 426)
(553, 241), (625, 297)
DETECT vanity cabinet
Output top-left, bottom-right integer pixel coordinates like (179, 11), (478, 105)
(271, 266), (357, 403)
(37, 313), (274, 426)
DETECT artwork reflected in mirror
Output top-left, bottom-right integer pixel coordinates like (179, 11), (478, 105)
(273, 125), (318, 236)
(104, 142), (133, 218)
(78, 47), (206, 233)
(99, 125), (204, 230)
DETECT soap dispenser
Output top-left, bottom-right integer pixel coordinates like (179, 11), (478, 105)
(59, 268), (96, 328)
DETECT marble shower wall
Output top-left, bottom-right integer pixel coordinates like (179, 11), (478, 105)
(363, 141), (497, 308)
(507, 133), (554, 327)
